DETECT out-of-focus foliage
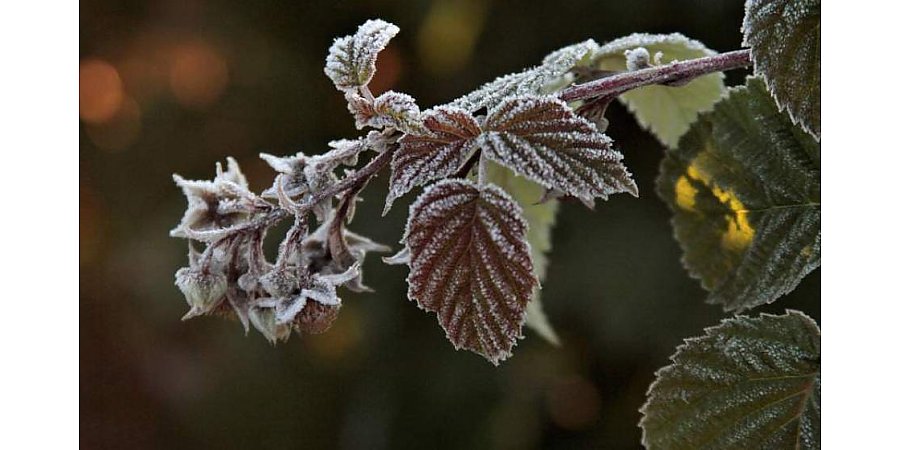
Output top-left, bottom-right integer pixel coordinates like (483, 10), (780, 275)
(657, 77), (820, 312)
(590, 33), (726, 148)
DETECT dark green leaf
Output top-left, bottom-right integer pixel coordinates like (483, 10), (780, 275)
(641, 311), (820, 450)
(742, 0), (821, 139)
(657, 77), (820, 311)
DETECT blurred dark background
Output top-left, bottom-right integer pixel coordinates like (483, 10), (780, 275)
(79, 1), (819, 448)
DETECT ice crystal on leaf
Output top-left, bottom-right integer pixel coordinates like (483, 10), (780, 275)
(478, 95), (638, 205)
(324, 19), (399, 92)
(640, 311), (820, 450)
(742, 0), (821, 139)
(400, 179), (538, 364)
(348, 90), (425, 135)
(448, 40), (599, 112)
(384, 106), (482, 213)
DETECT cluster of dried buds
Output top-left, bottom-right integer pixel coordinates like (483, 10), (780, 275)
(171, 131), (396, 343)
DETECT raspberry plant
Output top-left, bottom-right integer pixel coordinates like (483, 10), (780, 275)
(171, 1), (820, 447)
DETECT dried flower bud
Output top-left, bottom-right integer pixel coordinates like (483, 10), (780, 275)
(259, 268), (300, 298)
(294, 302), (341, 335)
(175, 268), (227, 320)
(248, 307), (292, 344)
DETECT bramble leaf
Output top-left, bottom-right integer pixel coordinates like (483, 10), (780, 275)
(347, 90), (425, 134)
(640, 311), (820, 450)
(479, 95), (638, 206)
(402, 179), (538, 364)
(324, 19), (399, 92)
(449, 40), (599, 112)
(743, 0), (821, 139)
(657, 77), (820, 311)
(592, 33), (726, 148)
(384, 106), (481, 213)
(486, 162), (560, 345)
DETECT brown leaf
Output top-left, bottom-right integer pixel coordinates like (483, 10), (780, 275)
(403, 179), (538, 364)
(384, 106), (482, 214)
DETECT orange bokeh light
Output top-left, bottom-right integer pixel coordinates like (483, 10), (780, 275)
(80, 59), (124, 124)
(169, 41), (229, 109)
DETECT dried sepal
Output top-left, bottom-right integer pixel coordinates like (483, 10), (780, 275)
(478, 95), (638, 205)
(302, 219), (389, 292)
(324, 19), (399, 92)
(248, 306), (292, 344)
(402, 179), (538, 364)
(175, 267), (227, 320)
(260, 142), (369, 221)
(170, 158), (267, 242)
(384, 106), (482, 214)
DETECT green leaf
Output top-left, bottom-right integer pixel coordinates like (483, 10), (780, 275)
(657, 77), (820, 311)
(640, 311), (820, 450)
(743, 0), (821, 139)
(592, 33), (726, 148)
(485, 162), (560, 345)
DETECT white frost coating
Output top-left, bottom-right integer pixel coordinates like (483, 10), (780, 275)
(448, 39), (599, 112)
(349, 90), (425, 134)
(624, 47), (651, 71)
(384, 106), (481, 214)
(170, 158), (265, 242)
(324, 19), (399, 91)
(478, 95), (638, 205)
(400, 179), (538, 364)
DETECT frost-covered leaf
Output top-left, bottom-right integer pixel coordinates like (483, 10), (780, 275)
(324, 19), (399, 91)
(384, 106), (481, 213)
(349, 90), (425, 134)
(403, 179), (538, 364)
(640, 311), (820, 450)
(591, 33), (726, 148)
(743, 0), (821, 139)
(486, 162), (559, 345)
(479, 95), (637, 205)
(449, 40), (599, 112)
(656, 77), (820, 311)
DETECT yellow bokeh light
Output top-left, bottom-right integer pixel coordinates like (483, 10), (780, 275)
(683, 161), (755, 251)
(417, 0), (487, 74)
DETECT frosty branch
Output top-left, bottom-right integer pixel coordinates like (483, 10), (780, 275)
(170, 9), (819, 375)
(559, 49), (751, 102)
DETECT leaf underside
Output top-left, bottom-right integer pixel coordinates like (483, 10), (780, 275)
(640, 311), (821, 450)
(657, 77), (820, 311)
(742, 0), (821, 139)
(592, 33), (726, 148)
(403, 179), (538, 364)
